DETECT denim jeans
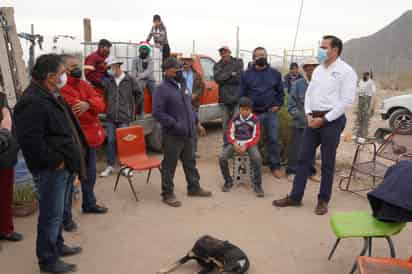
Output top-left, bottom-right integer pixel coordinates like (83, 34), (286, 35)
(32, 169), (70, 265)
(257, 111), (281, 171)
(105, 122), (129, 166)
(221, 104), (238, 146)
(63, 148), (98, 224)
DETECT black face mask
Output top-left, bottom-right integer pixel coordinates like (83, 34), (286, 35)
(174, 70), (184, 82)
(70, 67), (82, 78)
(363, 76), (369, 81)
(255, 58), (268, 67)
(140, 52), (149, 59)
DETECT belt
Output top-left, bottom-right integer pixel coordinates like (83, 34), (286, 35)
(311, 110), (330, 118)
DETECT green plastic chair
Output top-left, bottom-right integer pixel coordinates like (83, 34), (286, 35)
(329, 211), (406, 274)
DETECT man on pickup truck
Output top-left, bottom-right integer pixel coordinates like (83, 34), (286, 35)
(213, 46), (244, 146)
(84, 39), (111, 97)
(153, 57), (211, 207)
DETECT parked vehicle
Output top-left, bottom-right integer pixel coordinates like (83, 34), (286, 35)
(83, 42), (222, 151)
(379, 93), (412, 135)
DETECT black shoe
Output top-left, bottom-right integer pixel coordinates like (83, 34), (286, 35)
(39, 259), (77, 273)
(272, 195), (302, 207)
(59, 245), (82, 257)
(63, 220), (78, 232)
(0, 232), (23, 242)
(253, 184), (265, 198)
(83, 205), (108, 214)
(222, 183), (233, 192)
(188, 188), (212, 197)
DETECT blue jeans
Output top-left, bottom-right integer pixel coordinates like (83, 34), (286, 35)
(290, 115), (346, 202)
(106, 122), (129, 166)
(32, 169), (70, 265)
(64, 148), (98, 224)
(258, 111), (281, 171)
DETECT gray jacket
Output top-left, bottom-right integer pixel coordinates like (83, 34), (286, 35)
(131, 56), (155, 82)
(288, 78), (308, 128)
(104, 73), (142, 123)
(213, 57), (244, 105)
(146, 23), (168, 46)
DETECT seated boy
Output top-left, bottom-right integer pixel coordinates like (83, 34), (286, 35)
(219, 97), (264, 197)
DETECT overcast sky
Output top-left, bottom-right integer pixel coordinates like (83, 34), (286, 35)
(3, 0), (412, 61)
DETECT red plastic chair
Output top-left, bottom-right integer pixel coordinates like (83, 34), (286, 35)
(114, 126), (161, 201)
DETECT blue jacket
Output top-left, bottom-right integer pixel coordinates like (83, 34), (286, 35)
(288, 78), (308, 128)
(152, 78), (196, 138)
(240, 65), (284, 113)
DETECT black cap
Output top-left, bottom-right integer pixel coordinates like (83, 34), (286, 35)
(162, 57), (181, 71)
(153, 14), (161, 21)
(98, 39), (112, 48)
(239, 97), (253, 109)
(290, 62), (299, 69)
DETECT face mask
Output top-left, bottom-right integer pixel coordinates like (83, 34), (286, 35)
(70, 67), (82, 79)
(255, 58), (268, 67)
(317, 48), (328, 63)
(174, 70), (184, 82)
(107, 68), (114, 76)
(57, 73), (67, 89)
(363, 76), (369, 81)
(140, 51), (149, 59)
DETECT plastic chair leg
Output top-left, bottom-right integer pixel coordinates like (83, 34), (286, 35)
(328, 238), (341, 260)
(349, 237), (369, 274)
(385, 236), (396, 258)
(114, 171), (122, 192)
(127, 177), (139, 202)
(146, 168), (152, 184)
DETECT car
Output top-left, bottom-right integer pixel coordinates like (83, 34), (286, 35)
(379, 93), (412, 134)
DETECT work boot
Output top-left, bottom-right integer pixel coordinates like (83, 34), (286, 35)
(315, 200), (329, 215)
(63, 220), (78, 233)
(253, 184), (265, 198)
(59, 245), (82, 257)
(162, 195), (182, 207)
(272, 169), (285, 179)
(222, 182), (233, 192)
(0, 232), (23, 242)
(187, 188), (212, 197)
(272, 196), (302, 207)
(39, 259), (77, 273)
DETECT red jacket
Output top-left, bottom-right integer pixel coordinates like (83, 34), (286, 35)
(84, 50), (108, 88)
(60, 77), (106, 148)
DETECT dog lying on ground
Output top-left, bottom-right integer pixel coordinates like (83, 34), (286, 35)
(159, 235), (249, 274)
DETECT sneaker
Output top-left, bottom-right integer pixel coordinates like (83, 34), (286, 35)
(187, 188), (212, 197)
(272, 196), (302, 207)
(222, 183), (233, 192)
(162, 195), (182, 207)
(315, 200), (329, 215)
(120, 167), (134, 177)
(39, 259), (77, 273)
(100, 166), (114, 177)
(253, 185), (265, 198)
(0, 232), (23, 242)
(272, 169), (285, 179)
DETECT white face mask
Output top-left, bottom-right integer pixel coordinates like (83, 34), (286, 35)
(57, 72), (67, 89)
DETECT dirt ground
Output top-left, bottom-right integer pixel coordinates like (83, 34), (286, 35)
(1, 89), (411, 274)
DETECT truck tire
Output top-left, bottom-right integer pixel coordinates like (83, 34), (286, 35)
(388, 109), (412, 135)
(147, 122), (163, 152)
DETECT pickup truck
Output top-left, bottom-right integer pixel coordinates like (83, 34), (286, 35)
(83, 42), (222, 151)
(379, 93), (412, 135)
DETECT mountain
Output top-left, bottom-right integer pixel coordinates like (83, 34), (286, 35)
(343, 10), (412, 84)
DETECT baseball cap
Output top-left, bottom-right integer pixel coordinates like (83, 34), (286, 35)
(162, 57), (182, 71)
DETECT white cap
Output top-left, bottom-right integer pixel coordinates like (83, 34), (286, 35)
(106, 58), (123, 66)
(302, 57), (319, 67)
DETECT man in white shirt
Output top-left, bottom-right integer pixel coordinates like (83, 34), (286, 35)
(354, 72), (377, 139)
(273, 35), (357, 215)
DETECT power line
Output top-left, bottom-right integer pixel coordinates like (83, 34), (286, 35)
(291, 0), (305, 63)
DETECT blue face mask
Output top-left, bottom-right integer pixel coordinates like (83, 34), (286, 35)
(317, 48), (328, 63)
(107, 68), (114, 76)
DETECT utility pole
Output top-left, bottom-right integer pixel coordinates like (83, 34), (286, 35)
(236, 26), (240, 58)
(192, 40), (196, 54)
(291, 0), (304, 63)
